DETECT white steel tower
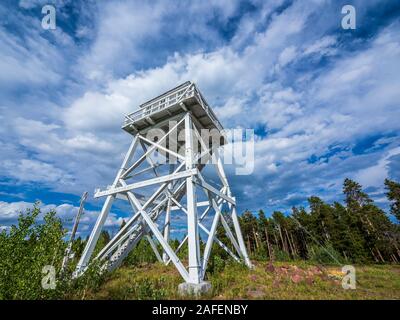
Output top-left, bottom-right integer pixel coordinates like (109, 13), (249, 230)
(74, 81), (252, 294)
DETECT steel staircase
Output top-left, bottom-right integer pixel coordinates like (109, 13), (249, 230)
(100, 175), (189, 272)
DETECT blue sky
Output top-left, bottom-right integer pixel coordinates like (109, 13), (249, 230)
(0, 0), (400, 237)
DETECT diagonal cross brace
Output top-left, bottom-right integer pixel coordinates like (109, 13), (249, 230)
(126, 190), (190, 282)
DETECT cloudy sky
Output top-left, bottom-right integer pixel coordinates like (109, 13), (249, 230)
(0, 0), (399, 237)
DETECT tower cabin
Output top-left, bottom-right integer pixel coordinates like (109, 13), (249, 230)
(122, 81), (225, 154)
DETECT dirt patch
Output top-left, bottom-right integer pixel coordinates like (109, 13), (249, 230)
(265, 263), (334, 285)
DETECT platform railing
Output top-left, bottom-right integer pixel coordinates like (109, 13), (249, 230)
(123, 82), (223, 131)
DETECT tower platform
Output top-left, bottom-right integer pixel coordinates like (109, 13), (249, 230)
(122, 81), (224, 136)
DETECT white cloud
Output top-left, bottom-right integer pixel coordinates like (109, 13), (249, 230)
(0, 27), (62, 89)
(0, 5), (76, 93)
(214, 97), (245, 120)
(1, 159), (74, 185)
(61, 0), (315, 135)
(78, 0), (244, 81)
(0, 201), (33, 221)
(354, 147), (400, 188)
(1, 0), (400, 218)
(303, 35), (337, 56)
(18, 0), (70, 10)
(278, 46), (298, 67)
(0, 200), (123, 234)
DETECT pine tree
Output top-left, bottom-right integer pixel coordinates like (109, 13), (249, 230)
(385, 179), (400, 222)
(343, 178), (372, 208)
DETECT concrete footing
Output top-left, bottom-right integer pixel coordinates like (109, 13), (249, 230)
(178, 281), (211, 296)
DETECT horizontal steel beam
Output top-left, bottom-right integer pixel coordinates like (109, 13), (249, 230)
(94, 169), (198, 198)
(170, 200), (209, 211)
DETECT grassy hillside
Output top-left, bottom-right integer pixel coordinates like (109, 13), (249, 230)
(2, 179), (399, 300)
(81, 261), (400, 300)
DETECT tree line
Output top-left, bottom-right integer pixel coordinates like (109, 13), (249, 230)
(75, 178), (400, 266)
(238, 178), (400, 264)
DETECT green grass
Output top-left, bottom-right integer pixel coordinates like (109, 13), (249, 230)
(82, 261), (400, 300)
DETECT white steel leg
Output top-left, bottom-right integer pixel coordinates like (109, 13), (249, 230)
(232, 204), (253, 267)
(75, 136), (139, 274)
(215, 151), (252, 268)
(184, 113), (202, 283)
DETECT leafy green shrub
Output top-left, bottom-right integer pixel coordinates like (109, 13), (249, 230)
(0, 204), (67, 299)
(124, 238), (159, 266)
(108, 277), (167, 300)
(132, 277), (166, 299)
(308, 244), (344, 265)
(68, 261), (108, 299)
(273, 247), (291, 261)
(251, 247), (268, 261)
(0, 204), (106, 300)
(207, 255), (226, 275)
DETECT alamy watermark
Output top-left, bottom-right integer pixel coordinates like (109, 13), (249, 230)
(341, 5), (356, 30)
(342, 265), (356, 289)
(142, 123), (255, 175)
(41, 5), (56, 30)
(41, 265), (56, 290)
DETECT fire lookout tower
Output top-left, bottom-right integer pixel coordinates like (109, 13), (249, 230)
(74, 81), (252, 294)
